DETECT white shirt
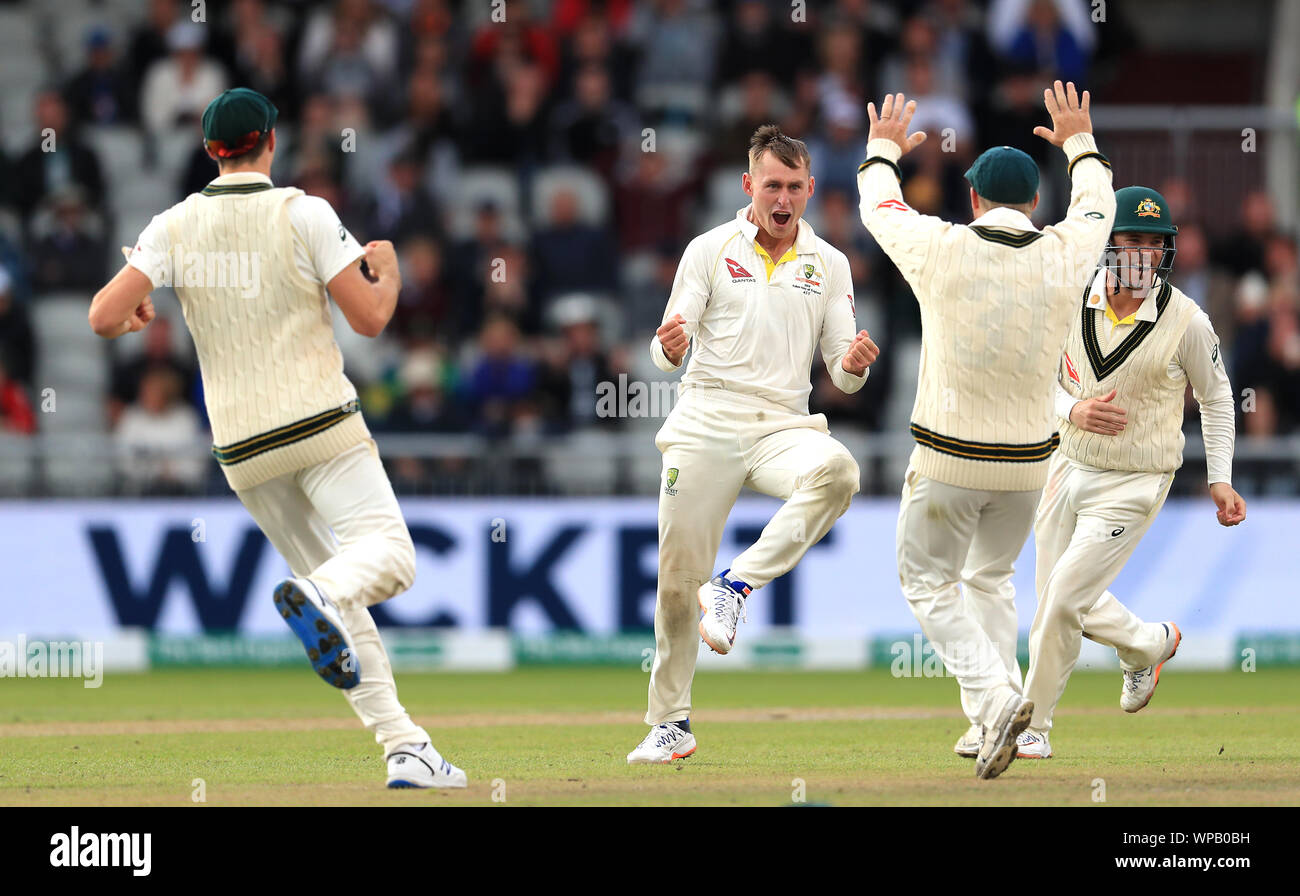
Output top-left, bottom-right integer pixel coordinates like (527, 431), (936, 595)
(1055, 274), (1236, 485)
(128, 173), (364, 291)
(650, 206), (866, 414)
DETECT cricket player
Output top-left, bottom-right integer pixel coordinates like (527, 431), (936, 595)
(1016, 186), (1246, 759)
(88, 88), (465, 789)
(627, 125), (880, 764)
(858, 84), (1116, 779)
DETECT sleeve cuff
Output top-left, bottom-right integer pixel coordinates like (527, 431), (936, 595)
(1062, 133), (1098, 159)
(865, 139), (903, 163)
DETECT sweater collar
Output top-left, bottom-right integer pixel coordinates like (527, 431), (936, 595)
(973, 206), (1038, 232)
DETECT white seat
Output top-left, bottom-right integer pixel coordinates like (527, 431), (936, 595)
(530, 166), (610, 229)
(449, 166), (524, 241)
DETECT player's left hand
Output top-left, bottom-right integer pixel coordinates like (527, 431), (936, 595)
(867, 93), (928, 157)
(125, 296), (155, 333)
(1209, 482), (1246, 527)
(841, 329), (879, 376)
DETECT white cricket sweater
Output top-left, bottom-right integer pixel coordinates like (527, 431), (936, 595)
(858, 133), (1116, 491)
(130, 175), (369, 490)
(649, 206), (866, 415)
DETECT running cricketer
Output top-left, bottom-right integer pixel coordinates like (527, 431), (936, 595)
(858, 84), (1115, 779)
(627, 125), (880, 764)
(88, 88), (465, 789)
(1016, 186), (1246, 759)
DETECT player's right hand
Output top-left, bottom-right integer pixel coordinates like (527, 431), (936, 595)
(657, 313), (689, 366)
(1033, 80), (1092, 147)
(125, 296), (155, 333)
(1069, 387), (1126, 435)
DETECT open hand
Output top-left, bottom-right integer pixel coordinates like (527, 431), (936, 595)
(867, 93), (928, 157)
(1069, 388), (1126, 435)
(1033, 80), (1093, 147)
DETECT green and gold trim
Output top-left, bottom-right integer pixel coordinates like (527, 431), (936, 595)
(212, 400), (360, 465)
(1081, 279), (1171, 380)
(970, 226), (1044, 248)
(858, 156), (903, 181)
(201, 182), (274, 196)
(911, 423), (1060, 462)
(1067, 151), (1112, 178)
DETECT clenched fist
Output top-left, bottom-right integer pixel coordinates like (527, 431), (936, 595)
(841, 330), (879, 376)
(657, 313), (690, 366)
(1069, 388), (1126, 435)
(125, 296), (155, 333)
(1210, 482), (1246, 527)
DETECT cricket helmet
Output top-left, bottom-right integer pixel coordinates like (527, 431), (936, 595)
(1103, 186), (1178, 288)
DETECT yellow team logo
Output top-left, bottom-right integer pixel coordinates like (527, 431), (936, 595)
(1136, 197), (1162, 218)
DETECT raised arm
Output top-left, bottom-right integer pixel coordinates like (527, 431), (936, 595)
(857, 93), (950, 289)
(1035, 80), (1116, 266)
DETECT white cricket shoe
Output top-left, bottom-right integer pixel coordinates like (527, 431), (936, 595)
(627, 723), (697, 764)
(1122, 622), (1181, 713)
(1016, 729), (1052, 759)
(953, 723), (982, 758)
(273, 577), (360, 689)
(975, 691), (1034, 780)
(386, 742), (468, 789)
(698, 569), (752, 655)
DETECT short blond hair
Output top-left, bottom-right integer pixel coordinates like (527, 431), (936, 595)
(748, 124), (811, 175)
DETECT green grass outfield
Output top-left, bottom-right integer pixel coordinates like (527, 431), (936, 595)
(2, 666), (1297, 806)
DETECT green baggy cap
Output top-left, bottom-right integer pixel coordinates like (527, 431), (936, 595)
(965, 146), (1040, 204)
(202, 88), (278, 158)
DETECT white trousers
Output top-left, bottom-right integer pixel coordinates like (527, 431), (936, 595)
(1024, 452), (1173, 732)
(645, 387), (860, 724)
(236, 439), (429, 755)
(896, 465), (1037, 727)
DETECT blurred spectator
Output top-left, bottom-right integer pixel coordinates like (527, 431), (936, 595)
(384, 347), (465, 433)
(0, 268), (34, 388)
(0, 357), (35, 435)
(530, 187), (618, 302)
(384, 70), (459, 198)
(11, 91), (106, 224)
(878, 16), (965, 104)
(926, 0), (998, 101)
(361, 150), (442, 243)
(29, 188), (108, 294)
(140, 22), (228, 137)
(548, 64), (637, 179)
(830, 0), (899, 71)
(64, 27), (134, 126)
(978, 64), (1052, 166)
(299, 0), (401, 117)
(633, 0), (718, 109)
(462, 313), (538, 438)
(816, 20), (868, 111)
(114, 365), (207, 494)
(220, 0), (295, 117)
(108, 316), (198, 429)
(555, 7), (637, 103)
(806, 94), (868, 198)
(468, 1), (560, 89)
(715, 1), (789, 88)
(613, 149), (695, 252)
(390, 236), (457, 344)
(1213, 191), (1278, 278)
(1172, 223), (1212, 310)
(988, 0), (1095, 84)
(708, 71), (786, 168)
(537, 294), (619, 431)
(127, 0), (182, 95)
(462, 61), (551, 169)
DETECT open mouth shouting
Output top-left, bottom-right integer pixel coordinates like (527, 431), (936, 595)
(772, 210), (792, 227)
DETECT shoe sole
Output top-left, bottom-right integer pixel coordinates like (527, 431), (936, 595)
(976, 698), (1034, 780)
(386, 778), (468, 789)
(953, 746), (980, 758)
(1126, 624), (1181, 714)
(627, 744), (697, 765)
(697, 591), (733, 655)
(274, 580), (360, 690)
(1015, 749), (1053, 759)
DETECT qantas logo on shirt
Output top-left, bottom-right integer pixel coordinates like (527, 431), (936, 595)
(1064, 352), (1081, 386)
(724, 258), (755, 282)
